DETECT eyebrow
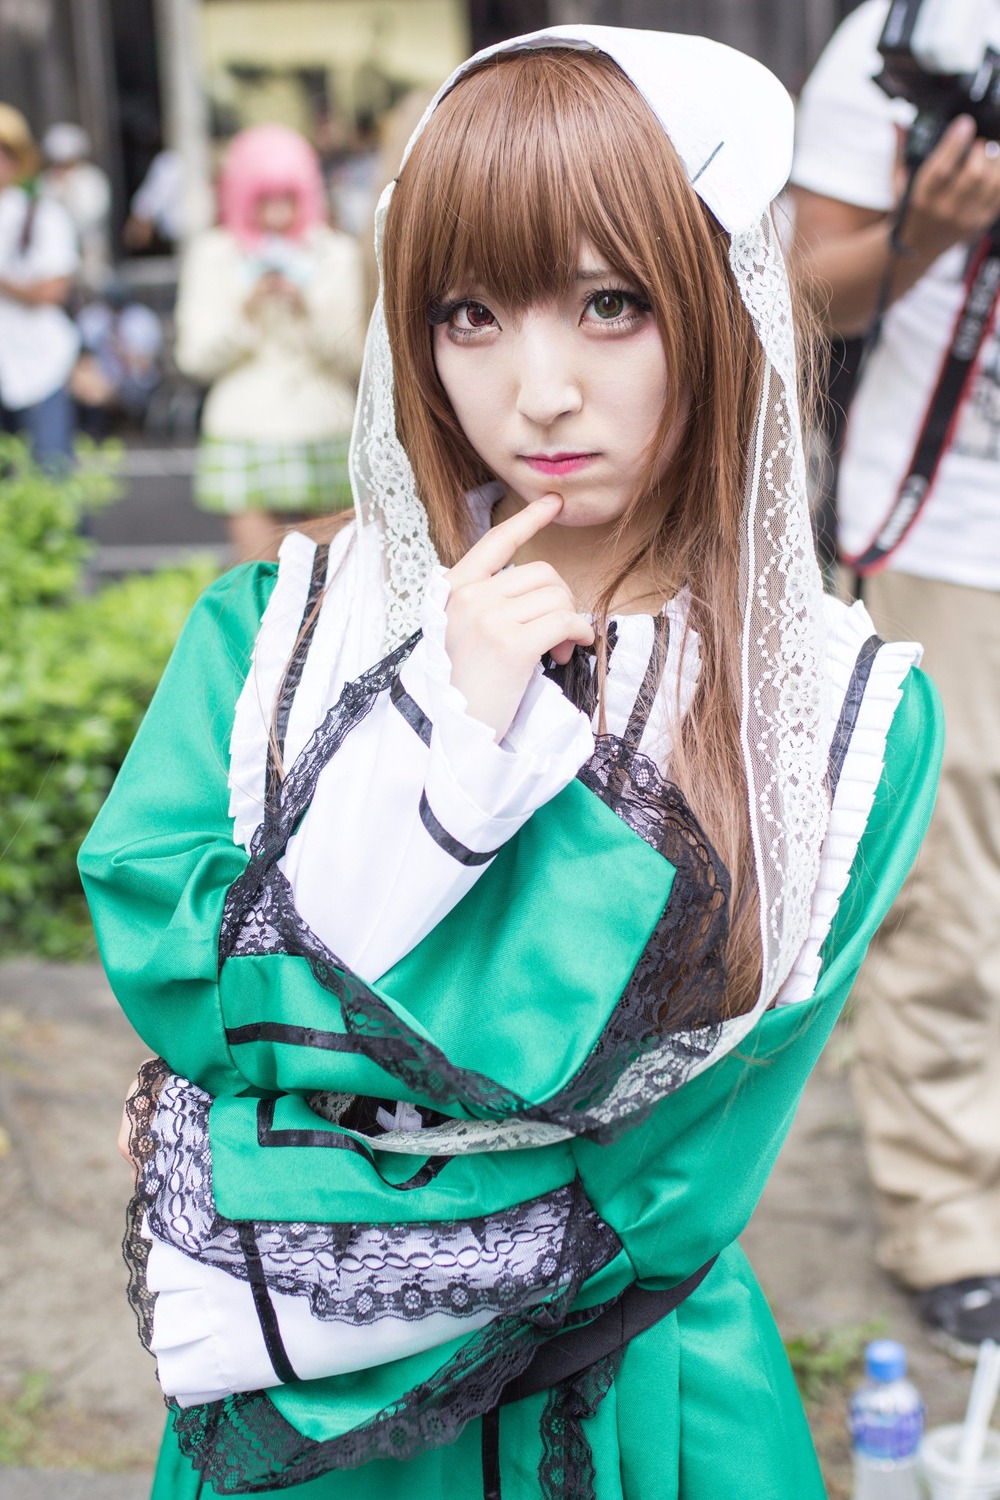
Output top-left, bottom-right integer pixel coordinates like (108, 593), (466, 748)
(576, 268), (612, 280)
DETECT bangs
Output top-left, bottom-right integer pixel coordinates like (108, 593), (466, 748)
(401, 48), (693, 311)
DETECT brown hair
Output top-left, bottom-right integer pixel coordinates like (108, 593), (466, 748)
(381, 47), (773, 1017)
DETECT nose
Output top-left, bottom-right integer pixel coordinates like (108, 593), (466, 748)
(513, 323), (583, 428)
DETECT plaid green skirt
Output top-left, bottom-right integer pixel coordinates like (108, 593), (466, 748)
(194, 434), (353, 515)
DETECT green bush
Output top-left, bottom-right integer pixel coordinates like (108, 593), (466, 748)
(0, 437), (217, 956)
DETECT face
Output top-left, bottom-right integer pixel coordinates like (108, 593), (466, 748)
(431, 243), (671, 534)
(254, 191), (298, 234)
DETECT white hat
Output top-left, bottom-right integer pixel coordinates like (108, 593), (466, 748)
(42, 122), (91, 165)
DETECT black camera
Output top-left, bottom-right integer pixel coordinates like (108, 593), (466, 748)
(876, 0), (1000, 166)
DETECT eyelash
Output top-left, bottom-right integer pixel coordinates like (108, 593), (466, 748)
(585, 286), (652, 329)
(427, 286), (652, 338)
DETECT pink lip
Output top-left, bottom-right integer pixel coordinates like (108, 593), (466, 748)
(521, 452), (598, 476)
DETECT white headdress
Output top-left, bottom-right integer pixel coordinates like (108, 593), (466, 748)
(349, 26), (828, 1016)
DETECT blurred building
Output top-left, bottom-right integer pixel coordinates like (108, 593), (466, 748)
(0, 0), (863, 247)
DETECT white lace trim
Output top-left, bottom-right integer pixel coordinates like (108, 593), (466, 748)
(730, 218), (830, 1015)
(350, 198), (437, 649)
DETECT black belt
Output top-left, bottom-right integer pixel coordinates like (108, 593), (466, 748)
(481, 1256), (718, 1499)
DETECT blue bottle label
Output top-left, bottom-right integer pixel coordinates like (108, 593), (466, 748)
(849, 1402), (924, 1461)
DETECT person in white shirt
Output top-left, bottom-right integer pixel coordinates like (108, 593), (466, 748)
(174, 124), (364, 562)
(123, 149), (183, 251)
(792, 0), (1000, 1358)
(41, 122), (112, 291)
(0, 104), (79, 469)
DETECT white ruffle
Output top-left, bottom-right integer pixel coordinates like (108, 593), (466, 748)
(675, 594), (921, 1083)
(228, 531), (321, 850)
(773, 596), (921, 1007)
(227, 524), (389, 851)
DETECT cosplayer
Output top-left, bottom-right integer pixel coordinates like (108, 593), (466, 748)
(80, 26), (942, 1500)
(175, 125), (364, 563)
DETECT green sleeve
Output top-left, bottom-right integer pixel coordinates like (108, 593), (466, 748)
(571, 665), (944, 1286)
(78, 562), (277, 1094)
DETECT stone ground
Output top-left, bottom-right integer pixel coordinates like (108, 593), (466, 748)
(0, 961), (973, 1499)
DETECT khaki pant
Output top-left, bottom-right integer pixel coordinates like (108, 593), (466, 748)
(853, 570), (1000, 1289)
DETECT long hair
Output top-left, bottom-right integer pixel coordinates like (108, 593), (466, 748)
(382, 48), (773, 1016)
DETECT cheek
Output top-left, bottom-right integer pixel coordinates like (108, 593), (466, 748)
(598, 338), (669, 446)
(433, 333), (501, 453)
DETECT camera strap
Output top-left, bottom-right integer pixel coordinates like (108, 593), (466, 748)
(847, 230), (1000, 575)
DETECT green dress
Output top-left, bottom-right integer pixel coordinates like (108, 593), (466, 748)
(79, 563), (943, 1499)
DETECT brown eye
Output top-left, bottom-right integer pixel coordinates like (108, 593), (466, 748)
(463, 302), (495, 328)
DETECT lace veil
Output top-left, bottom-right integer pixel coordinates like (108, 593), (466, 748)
(348, 26), (827, 1017)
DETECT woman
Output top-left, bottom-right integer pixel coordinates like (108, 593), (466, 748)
(0, 104), (78, 469)
(80, 27), (942, 1500)
(175, 124), (364, 562)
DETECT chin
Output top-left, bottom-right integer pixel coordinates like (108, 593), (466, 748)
(554, 493), (631, 529)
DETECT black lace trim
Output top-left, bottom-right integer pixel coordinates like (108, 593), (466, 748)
(541, 619), (619, 722)
(168, 1196), (621, 1493)
(219, 632), (421, 966)
(550, 734), (728, 1129)
(121, 1057), (171, 1367)
(268, 543), (329, 804)
(538, 1349), (624, 1500)
(132, 1074), (618, 1329)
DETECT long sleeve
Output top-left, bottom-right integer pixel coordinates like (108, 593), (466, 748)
(78, 563), (277, 1093)
(279, 567), (595, 982)
(80, 538), (596, 1079)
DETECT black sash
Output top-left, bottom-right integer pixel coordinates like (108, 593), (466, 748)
(481, 1256), (718, 1500)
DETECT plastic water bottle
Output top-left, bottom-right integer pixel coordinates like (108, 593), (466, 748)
(849, 1340), (925, 1500)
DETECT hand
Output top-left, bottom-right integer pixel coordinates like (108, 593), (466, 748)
(899, 116), (1000, 258)
(444, 494), (595, 741)
(244, 272), (305, 317)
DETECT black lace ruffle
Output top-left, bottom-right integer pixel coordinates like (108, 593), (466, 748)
(122, 1056), (171, 1357)
(133, 1073), (619, 1329)
(538, 1348), (624, 1500)
(169, 1203), (623, 1493)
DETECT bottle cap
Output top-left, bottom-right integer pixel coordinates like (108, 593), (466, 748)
(865, 1339), (907, 1382)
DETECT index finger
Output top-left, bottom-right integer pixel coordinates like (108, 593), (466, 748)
(920, 114), (977, 187)
(448, 494), (563, 586)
